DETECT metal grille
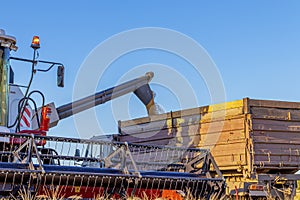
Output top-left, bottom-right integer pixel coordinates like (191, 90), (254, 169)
(0, 132), (225, 199)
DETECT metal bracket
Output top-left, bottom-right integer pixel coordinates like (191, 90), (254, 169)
(184, 150), (224, 179)
(104, 142), (141, 177)
(11, 134), (44, 173)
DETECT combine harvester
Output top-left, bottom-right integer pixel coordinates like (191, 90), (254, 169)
(0, 29), (226, 199)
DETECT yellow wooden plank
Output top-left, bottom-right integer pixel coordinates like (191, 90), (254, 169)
(206, 99), (244, 113)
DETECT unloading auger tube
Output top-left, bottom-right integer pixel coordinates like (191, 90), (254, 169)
(0, 132), (226, 199)
(31, 72), (156, 129)
(58, 72), (155, 118)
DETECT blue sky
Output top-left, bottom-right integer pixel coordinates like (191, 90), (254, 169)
(2, 1), (300, 138)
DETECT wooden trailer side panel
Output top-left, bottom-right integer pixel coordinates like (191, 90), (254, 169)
(249, 99), (300, 173)
(117, 99), (250, 172)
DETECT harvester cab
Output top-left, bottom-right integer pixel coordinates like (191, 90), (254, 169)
(0, 29), (156, 135)
(0, 29), (65, 134)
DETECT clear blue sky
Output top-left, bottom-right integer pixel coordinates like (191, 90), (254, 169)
(2, 1), (300, 138)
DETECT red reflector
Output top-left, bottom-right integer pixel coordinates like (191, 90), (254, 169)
(249, 184), (264, 191)
(40, 106), (51, 131)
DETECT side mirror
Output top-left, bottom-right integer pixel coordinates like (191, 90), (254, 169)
(57, 65), (64, 87)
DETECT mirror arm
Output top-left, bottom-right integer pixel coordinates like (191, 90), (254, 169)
(35, 60), (63, 72)
(36, 63), (55, 72)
